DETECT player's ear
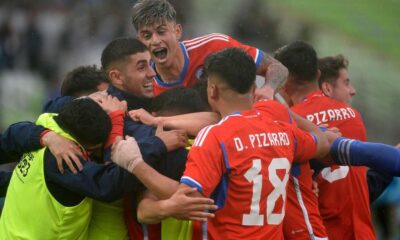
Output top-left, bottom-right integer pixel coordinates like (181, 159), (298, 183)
(250, 83), (256, 97)
(209, 83), (218, 100)
(316, 69), (321, 80)
(321, 82), (333, 97)
(175, 23), (182, 40)
(108, 68), (124, 86)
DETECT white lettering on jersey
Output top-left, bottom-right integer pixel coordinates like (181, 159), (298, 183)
(305, 107), (356, 125)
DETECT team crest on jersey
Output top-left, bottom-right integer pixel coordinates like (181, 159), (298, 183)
(195, 67), (204, 81)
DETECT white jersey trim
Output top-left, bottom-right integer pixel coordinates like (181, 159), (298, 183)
(292, 176), (317, 240)
(186, 37), (229, 52)
(193, 114), (241, 147)
(184, 33), (229, 46)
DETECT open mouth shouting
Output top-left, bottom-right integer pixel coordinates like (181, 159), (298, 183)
(152, 47), (168, 63)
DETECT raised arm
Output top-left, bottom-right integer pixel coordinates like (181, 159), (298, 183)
(254, 52), (289, 101)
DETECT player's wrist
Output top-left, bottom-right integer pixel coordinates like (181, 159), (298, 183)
(158, 199), (173, 219)
(40, 130), (54, 147)
(129, 159), (145, 175)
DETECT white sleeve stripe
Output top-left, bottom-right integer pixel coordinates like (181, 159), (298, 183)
(193, 126), (210, 147)
(187, 37), (229, 51)
(196, 114), (242, 147)
(345, 139), (354, 165)
(198, 125), (215, 147)
(254, 49), (260, 63)
(184, 34), (228, 47)
(184, 33), (228, 46)
(181, 176), (203, 188)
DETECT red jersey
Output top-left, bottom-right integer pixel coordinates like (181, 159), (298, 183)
(291, 90), (375, 240)
(124, 195), (161, 240)
(254, 100), (328, 240)
(181, 102), (317, 240)
(152, 33), (263, 96)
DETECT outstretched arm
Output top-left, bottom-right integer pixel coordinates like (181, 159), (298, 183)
(129, 109), (220, 137)
(111, 136), (179, 199)
(1, 121), (83, 174)
(137, 189), (216, 224)
(330, 138), (400, 176)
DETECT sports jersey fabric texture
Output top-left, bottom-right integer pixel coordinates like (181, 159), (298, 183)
(152, 33), (263, 96)
(181, 102), (317, 239)
(291, 90), (374, 240)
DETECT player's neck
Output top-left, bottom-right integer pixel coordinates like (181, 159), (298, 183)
(285, 80), (319, 105)
(219, 97), (253, 118)
(154, 45), (185, 84)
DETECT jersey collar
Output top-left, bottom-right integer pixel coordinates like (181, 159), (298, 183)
(302, 89), (325, 102)
(152, 42), (189, 88)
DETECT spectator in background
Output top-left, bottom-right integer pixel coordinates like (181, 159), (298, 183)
(24, 13), (43, 74)
(0, 20), (16, 70)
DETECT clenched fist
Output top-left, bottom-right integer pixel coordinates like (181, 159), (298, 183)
(111, 136), (143, 172)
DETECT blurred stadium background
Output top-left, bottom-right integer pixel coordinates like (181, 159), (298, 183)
(0, 0), (399, 238)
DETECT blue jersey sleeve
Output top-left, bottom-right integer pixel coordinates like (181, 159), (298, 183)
(1, 121), (45, 163)
(44, 149), (143, 204)
(331, 137), (400, 176)
(42, 96), (75, 113)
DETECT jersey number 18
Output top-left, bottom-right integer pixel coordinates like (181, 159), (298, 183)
(242, 158), (290, 226)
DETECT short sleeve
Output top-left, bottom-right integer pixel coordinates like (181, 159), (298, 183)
(180, 129), (224, 197)
(290, 125), (318, 163)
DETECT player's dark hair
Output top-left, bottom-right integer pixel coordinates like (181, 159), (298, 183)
(204, 47), (256, 94)
(191, 80), (211, 111)
(101, 37), (148, 71)
(274, 41), (318, 83)
(151, 87), (209, 116)
(61, 65), (108, 97)
(318, 54), (349, 88)
(132, 0), (176, 31)
(54, 98), (111, 147)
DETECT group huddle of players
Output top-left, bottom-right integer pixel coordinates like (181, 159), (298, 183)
(0, 0), (399, 239)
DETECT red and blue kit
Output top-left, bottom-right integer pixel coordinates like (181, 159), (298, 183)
(152, 33), (263, 96)
(291, 90), (375, 240)
(181, 102), (317, 240)
(253, 100), (328, 240)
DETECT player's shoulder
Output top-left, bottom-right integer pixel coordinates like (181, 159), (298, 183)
(192, 113), (242, 147)
(183, 33), (231, 52)
(254, 100), (291, 123)
(292, 93), (335, 112)
(254, 99), (287, 112)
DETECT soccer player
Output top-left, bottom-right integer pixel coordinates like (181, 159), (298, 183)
(44, 65), (109, 113)
(111, 48), (400, 239)
(275, 41), (375, 240)
(100, 37), (216, 240)
(127, 48), (328, 239)
(0, 97), (133, 239)
(318, 55), (356, 105)
(61, 65), (109, 97)
(318, 54), (393, 203)
(131, 0), (288, 99)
